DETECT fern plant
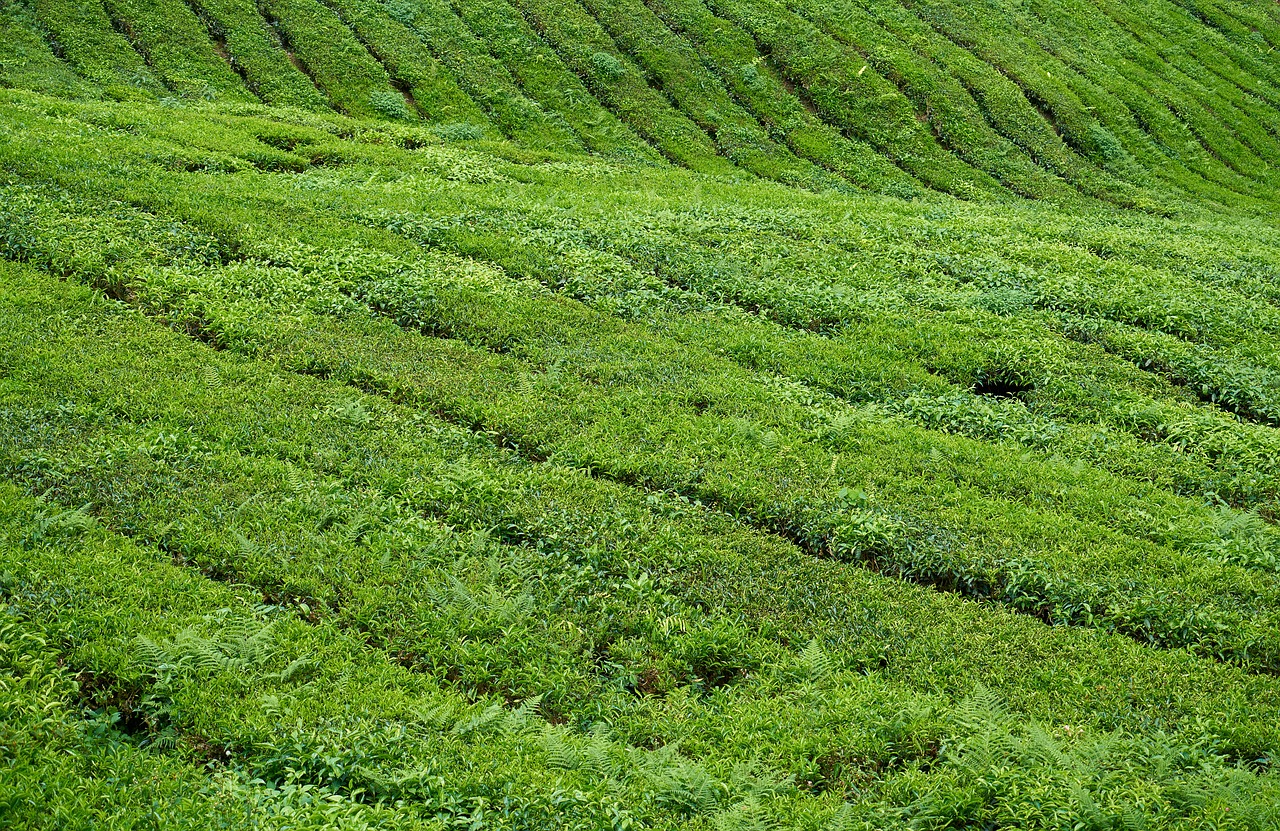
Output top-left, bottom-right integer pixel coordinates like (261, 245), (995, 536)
(22, 502), (95, 548)
(797, 637), (834, 681)
(130, 617), (315, 742)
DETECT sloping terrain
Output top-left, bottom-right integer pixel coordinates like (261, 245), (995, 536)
(2, 0), (1280, 828)
(4, 0), (1280, 205)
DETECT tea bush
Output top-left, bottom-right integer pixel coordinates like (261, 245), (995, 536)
(3, 0), (1280, 823)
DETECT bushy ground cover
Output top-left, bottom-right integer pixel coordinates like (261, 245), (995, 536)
(2, 0), (1280, 825)
(1, 0), (1275, 204)
(0, 84), (1279, 826)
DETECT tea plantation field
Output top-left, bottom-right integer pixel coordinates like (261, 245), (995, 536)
(2, 0), (1280, 827)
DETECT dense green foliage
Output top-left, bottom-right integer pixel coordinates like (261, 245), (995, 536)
(2, 0), (1280, 827)
(3, 0), (1278, 200)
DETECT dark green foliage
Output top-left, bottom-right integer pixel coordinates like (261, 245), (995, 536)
(578, 0), (840, 186)
(32, 0), (167, 97)
(507, 0), (739, 173)
(188, 0), (330, 108)
(0, 2), (100, 98)
(645, 0), (923, 195)
(705, 0), (1006, 197)
(322, 0), (491, 126)
(447, 0), (659, 160)
(382, 0), (585, 150)
(3, 0), (1276, 197)
(258, 0), (406, 118)
(3, 0), (1280, 825)
(101, 0), (257, 101)
(791, 0), (1084, 202)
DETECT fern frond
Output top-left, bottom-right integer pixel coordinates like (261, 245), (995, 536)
(284, 465), (306, 496)
(502, 694), (544, 736)
(219, 620), (276, 671)
(149, 729), (180, 751)
(27, 503), (96, 546)
(277, 656), (317, 684)
(234, 532), (260, 560)
(1022, 723), (1070, 768)
(712, 796), (773, 831)
(544, 730), (578, 771)
(423, 578), (449, 610)
(827, 803), (856, 831)
(955, 684), (1009, 733)
(447, 575), (481, 615)
(345, 515), (372, 545)
(800, 637), (833, 680)
(583, 730), (618, 778)
(132, 634), (167, 672)
(416, 701), (459, 731)
(648, 756), (724, 816)
(452, 702), (504, 736)
(506, 592), (535, 623)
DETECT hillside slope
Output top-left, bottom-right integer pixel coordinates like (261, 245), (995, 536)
(3, 0), (1280, 829)
(2, 0), (1279, 207)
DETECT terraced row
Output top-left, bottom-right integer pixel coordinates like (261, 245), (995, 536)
(5, 257), (1280, 830)
(3, 93), (1280, 672)
(2, 0), (1278, 206)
